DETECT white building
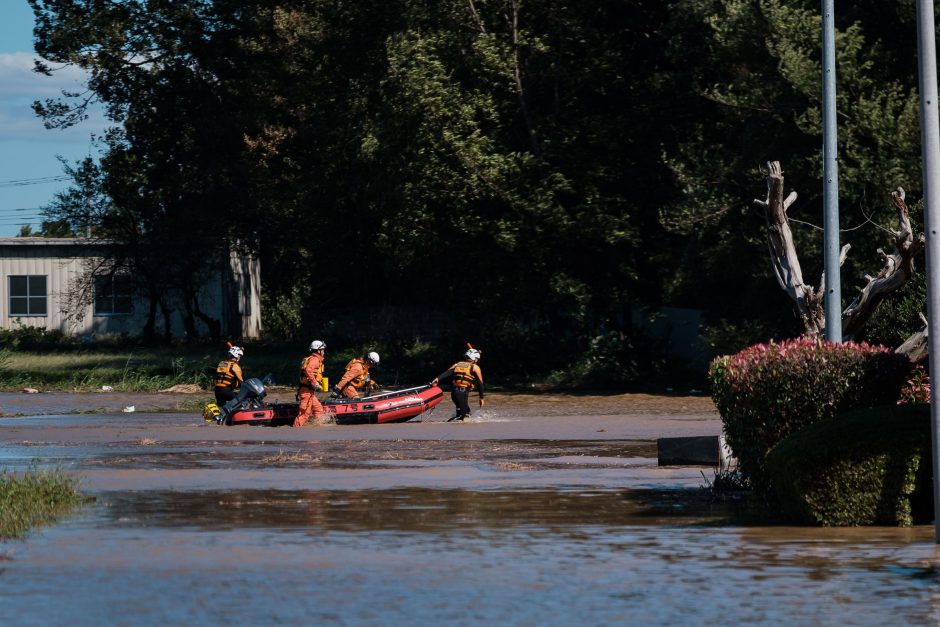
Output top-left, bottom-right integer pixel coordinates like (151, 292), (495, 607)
(0, 238), (261, 339)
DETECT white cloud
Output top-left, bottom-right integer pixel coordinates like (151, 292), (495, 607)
(0, 52), (88, 97)
(0, 51), (108, 142)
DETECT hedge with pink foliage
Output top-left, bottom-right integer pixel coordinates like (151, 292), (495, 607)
(709, 337), (911, 491)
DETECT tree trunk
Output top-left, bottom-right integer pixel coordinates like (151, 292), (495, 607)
(193, 298), (221, 344)
(756, 161), (925, 348)
(754, 161), (830, 336)
(159, 300), (172, 343)
(142, 288), (159, 345)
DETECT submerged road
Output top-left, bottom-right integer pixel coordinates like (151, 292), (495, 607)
(3, 392), (940, 626)
(0, 390), (722, 492)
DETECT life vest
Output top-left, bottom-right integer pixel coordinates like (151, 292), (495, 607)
(452, 361), (476, 390)
(299, 355), (324, 388)
(214, 360), (241, 390)
(345, 358), (370, 388)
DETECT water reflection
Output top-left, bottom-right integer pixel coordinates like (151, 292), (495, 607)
(2, 488), (940, 625)
(100, 488), (742, 531)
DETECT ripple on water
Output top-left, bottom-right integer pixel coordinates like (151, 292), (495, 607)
(1, 489), (939, 625)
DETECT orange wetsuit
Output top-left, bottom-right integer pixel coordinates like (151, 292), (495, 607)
(336, 358), (370, 398)
(294, 352), (326, 427)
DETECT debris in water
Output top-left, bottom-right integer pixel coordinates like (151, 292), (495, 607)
(122, 405), (136, 413)
(21, 388), (39, 394)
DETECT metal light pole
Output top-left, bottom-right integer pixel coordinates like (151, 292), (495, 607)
(915, 0), (940, 543)
(822, 0), (842, 342)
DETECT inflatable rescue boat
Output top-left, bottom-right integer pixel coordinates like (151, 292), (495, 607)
(211, 378), (443, 426)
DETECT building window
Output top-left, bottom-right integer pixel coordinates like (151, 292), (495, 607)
(94, 274), (133, 315)
(9, 275), (47, 316)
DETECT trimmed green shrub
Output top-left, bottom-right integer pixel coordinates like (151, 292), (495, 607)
(709, 338), (911, 492)
(766, 404), (932, 526)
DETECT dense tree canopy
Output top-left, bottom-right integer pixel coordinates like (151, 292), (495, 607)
(25, 0), (929, 380)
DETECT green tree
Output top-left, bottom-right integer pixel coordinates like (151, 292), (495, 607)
(660, 0), (922, 338)
(28, 0), (926, 377)
(31, 0), (257, 341)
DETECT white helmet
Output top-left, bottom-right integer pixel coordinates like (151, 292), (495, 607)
(309, 340), (326, 352)
(366, 351), (380, 366)
(466, 348), (481, 362)
(228, 345), (244, 360)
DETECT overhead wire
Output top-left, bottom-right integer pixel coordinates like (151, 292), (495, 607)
(0, 175), (70, 188)
(0, 175), (79, 231)
(0, 207), (46, 222)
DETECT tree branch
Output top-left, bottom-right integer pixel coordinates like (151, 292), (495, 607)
(842, 187), (925, 338)
(756, 160), (824, 335)
(467, 0), (487, 33)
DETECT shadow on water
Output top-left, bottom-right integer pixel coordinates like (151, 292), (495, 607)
(101, 487), (745, 531)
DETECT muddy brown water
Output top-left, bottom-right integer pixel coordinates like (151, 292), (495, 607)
(2, 392), (940, 625)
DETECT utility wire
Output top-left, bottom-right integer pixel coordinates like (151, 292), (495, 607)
(0, 175), (70, 188)
(0, 212), (44, 217)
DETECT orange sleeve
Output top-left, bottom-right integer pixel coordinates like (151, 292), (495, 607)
(303, 354), (323, 383)
(337, 362), (363, 389)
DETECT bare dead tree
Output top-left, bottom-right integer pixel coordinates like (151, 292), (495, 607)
(842, 187), (924, 337)
(754, 161), (927, 360)
(754, 161), (843, 336)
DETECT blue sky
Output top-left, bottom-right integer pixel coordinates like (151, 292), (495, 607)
(0, 2), (106, 236)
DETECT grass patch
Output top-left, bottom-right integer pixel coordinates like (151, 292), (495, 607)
(700, 469), (751, 502)
(0, 347), (221, 393)
(0, 341), (442, 393)
(0, 469), (83, 539)
(175, 396), (216, 412)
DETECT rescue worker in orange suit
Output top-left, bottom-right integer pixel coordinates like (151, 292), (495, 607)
(294, 340), (328, 427)
(332, 351), (380, 399)
(213, 345), (244, 405)
(430, 347), (484, 422)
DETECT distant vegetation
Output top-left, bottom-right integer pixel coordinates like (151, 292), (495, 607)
(0, 321), (700, 392)
(24, 1), (929, 384)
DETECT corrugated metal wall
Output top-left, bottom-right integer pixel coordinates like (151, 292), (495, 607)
(0, 239), (261, 339)
(0, 242), (91, 333)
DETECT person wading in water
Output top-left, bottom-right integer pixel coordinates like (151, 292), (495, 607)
(431, 345), (485, 422)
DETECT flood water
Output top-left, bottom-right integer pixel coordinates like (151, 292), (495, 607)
(2, 402), (940, 625)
